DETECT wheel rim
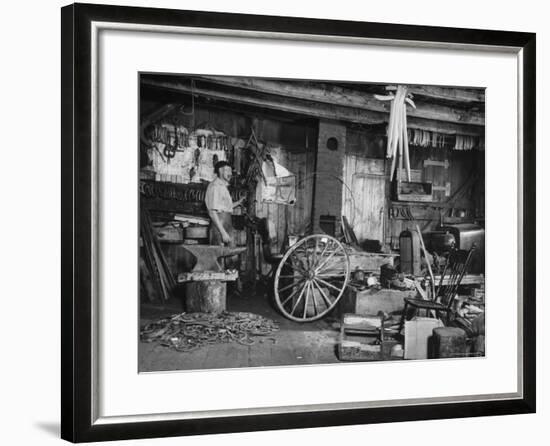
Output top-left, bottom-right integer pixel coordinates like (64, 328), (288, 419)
(274, 234), (350, 322)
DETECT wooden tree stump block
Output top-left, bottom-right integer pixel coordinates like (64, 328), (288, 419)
(185, 281), (226, 313)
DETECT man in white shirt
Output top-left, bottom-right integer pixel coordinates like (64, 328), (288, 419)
(204, 160), (244, 246)
(205, 161), (245, 293)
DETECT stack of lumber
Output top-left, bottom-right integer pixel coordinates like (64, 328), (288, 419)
(141, 209), (177, 301)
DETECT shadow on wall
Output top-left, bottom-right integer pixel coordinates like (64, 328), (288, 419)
(34, 422), (59, 438)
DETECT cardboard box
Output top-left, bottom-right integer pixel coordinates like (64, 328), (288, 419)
(404, 317), (444, 360)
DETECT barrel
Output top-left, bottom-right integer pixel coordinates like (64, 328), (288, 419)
(433, 327), (467, 358)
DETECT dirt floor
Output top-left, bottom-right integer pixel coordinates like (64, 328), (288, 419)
(139, 285), (343, 372)
(139, 283), (485, 372)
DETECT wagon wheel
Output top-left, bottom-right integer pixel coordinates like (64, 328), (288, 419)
(274, 234), (350, 322)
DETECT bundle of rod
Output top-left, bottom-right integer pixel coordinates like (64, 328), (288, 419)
(408, 129), (447, 148)
(150, 124), (170, 145)
(376, 85), (416, 182)
(140, 311), (280, 352)
(141, 208), (177, 301)
(454, 135), (477, 151)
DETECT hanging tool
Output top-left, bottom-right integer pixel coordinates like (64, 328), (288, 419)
(163, 123), (177, 159)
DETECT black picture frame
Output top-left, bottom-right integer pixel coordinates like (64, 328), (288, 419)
(61, 2), (536, 442)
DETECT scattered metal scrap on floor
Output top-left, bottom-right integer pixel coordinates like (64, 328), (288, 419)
(140, 311), (279, 352)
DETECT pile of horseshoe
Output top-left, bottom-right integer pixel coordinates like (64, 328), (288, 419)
(140, 311), (279, 352)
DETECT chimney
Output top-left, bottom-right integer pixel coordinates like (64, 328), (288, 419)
(312, 119), (347, 236)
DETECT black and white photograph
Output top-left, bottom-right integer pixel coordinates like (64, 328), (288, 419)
(2, 0), (544, 444)
(138, 74), (486, 372)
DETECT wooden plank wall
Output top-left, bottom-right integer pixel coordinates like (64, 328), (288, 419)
(342, 155), (387, 242)
(254, 148), (315, 262)
(344, 128), (483, 249)
(142, 100), (319, 277)
(287, 150), (316, 236)
(405, 145), (479, 206)
(387, 145), (483, 248)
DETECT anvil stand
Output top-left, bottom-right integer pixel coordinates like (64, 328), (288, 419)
(177, 245), (246, 313)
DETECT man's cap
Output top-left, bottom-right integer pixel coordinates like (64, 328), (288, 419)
(214, 160), (231, 173)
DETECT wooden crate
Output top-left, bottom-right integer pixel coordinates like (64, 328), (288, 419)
(338, 287), (415, 317)
(395, 181), (433, 202)
(338, 314), (398, 362)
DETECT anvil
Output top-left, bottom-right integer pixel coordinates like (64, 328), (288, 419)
(182, 244), (247, 272)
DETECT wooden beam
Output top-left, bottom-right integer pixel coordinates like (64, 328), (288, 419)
(407, 116), (484, 136)
(141, 103), (178, 127)
(196, 76), (485, 126)
(142, 78), (382, 123)
(406, 85), (485, 103)
(141, 78), (484, 136)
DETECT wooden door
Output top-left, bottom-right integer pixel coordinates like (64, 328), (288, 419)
(342, 155), (386, 243)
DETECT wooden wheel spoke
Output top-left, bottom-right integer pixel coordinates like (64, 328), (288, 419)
(290, 282), (308, 316)
(314, 248), (340, 273)
(316, 272), (347, 278)
(281, 280), (307, 307)
(315, 277), (343, 294)
(304, 243), (312, 270)
(319, 258), (340, 272)
(312, 240), (330, 269)
(312, 279), (334, 309)
(291, 248), (307, 267)
(314, 239), (340, 270)
(302, 281), (311, 319)
(274, 234), (350, 322)
(312, 238), (318, 271)
(289, 252), (309, 274)
(310, 281), (319, 316)
(287, 263), (308, 278)
(279, 278), (305, 294)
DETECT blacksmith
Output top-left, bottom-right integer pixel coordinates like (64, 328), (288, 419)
(205, 160), (244, 247)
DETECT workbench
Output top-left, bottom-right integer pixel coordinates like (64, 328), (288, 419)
(338, 274), (484, 317)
